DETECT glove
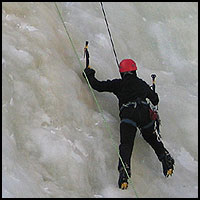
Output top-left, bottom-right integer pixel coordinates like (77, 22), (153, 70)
(82, 67), (95, 79)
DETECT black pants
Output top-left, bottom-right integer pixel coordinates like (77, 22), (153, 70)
(118, 105), (167, 171)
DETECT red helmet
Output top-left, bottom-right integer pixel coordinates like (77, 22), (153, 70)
(119, 59), (137, 73)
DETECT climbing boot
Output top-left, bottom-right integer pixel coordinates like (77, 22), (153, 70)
(118, 166), (131, 189)
(159, 151), (175, 177)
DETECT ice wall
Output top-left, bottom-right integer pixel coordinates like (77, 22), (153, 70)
(2, 2), (198, 198)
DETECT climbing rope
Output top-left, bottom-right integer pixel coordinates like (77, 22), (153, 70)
(100, 2), (120, 68)
(54, 2), (139, 197)
(99, 2), (140, 194)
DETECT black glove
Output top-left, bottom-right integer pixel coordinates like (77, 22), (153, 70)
(82, 67), (95, 79)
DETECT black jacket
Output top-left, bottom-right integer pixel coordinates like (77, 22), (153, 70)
(83, 68), (159, 110)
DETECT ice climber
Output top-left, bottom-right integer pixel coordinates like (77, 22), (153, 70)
(83, 58), (175, 189)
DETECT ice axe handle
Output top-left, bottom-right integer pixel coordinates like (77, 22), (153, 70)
(151, 74), (156, 92)
(84, 41), (89, 68)
(85, 41), (89, 47)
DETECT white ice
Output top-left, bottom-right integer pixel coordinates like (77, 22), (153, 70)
(2, 2), (198, 198)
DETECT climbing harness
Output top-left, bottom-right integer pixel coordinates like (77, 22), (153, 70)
(120, 100), (148, 112)
(120, 99), (157, 131)
(54, 2), (138, 197)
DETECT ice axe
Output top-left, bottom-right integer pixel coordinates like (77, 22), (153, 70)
(151, 73), (162, 140)
(151, 73), (158, 110)
(84, 41), (90, 68)
(151, 74), (156, 93)
(151, 74), (158, 109)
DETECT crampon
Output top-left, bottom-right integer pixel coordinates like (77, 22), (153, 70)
(160, 151), (175, 177)
(118, 167), (130, 189)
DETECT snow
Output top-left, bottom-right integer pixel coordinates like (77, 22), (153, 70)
(2, 2), (198, 198)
